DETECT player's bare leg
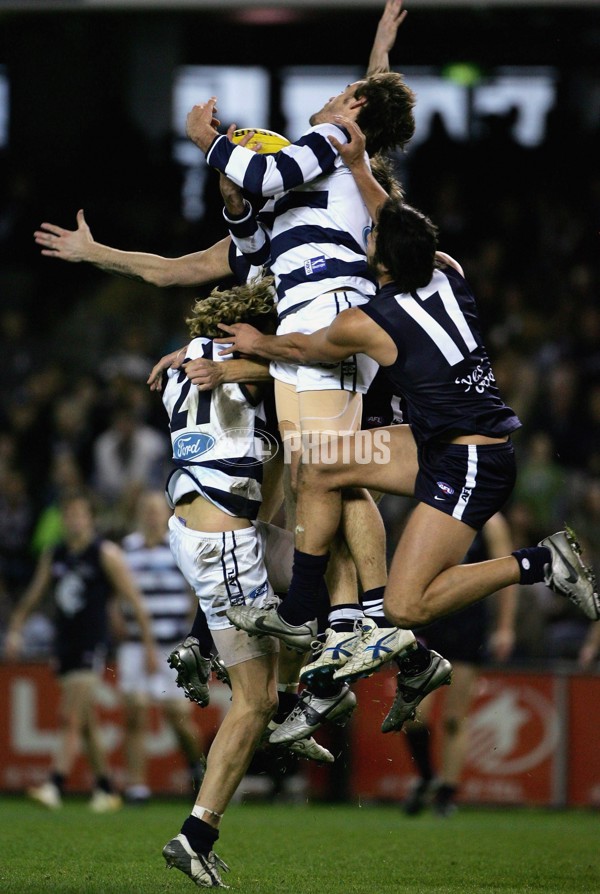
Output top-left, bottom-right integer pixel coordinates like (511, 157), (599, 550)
(163, 697), (207, 792)
(402, 661), (477, 816)
(384, 504), (514, 628)
(163, 652), (278, 887)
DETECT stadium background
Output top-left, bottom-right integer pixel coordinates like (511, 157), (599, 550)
(0, 0), (599, 806)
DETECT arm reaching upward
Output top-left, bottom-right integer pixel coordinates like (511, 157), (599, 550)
(367, 0), (408, 75)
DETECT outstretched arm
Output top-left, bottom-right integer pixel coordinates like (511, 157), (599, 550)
(367, 0), (407, 75)
(216, 306), (390, 366)
(34, 210), (233, 288)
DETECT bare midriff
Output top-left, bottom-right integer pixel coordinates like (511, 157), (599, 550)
(175, 492), (252, 533)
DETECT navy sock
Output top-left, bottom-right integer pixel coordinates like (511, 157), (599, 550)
(278, 550), (330, 626)
(512, 546), (551, 585)
(396, 641), (430, 675)
(51, 772), (66, 794)
(181, 816), (219, 856)
(404, 724), (434, 782)
(189, 605), (214, 659)
(95, 775), (114, 794)
(307, 677), (345, 698)
(361, 586), (387, 626)
(316, 580), (332, 635)
(274, 691), (300, 723)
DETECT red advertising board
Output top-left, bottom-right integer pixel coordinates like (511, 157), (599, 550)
(340, 668), (568, 806)
(1, 661), (597, 807)
(566, 675), (600, 807)
(0, 662), (229, 794)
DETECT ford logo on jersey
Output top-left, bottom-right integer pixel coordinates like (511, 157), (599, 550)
(173, 432), (215, 459)
(436, 481), (455, 495)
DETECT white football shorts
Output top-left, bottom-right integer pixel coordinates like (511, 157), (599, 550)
(270, 290), (378, 393)
(117, 641), (184, 701)
(168, 514), (277, 630)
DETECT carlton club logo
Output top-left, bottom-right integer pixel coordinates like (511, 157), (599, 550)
(466, 679), (560, 775)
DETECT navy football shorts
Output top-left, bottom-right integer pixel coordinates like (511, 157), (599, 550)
(55, 644), (107, 677)
(414, 439), (516, 531)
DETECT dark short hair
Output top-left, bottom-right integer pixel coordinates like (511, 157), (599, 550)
(373, 199), (438, 291)
(355, 72), (416, 155)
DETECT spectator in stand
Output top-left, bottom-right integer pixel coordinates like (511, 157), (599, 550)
(92, 402), (170, 531)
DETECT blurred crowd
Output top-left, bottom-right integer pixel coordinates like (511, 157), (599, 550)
(0, 103), (599, 669)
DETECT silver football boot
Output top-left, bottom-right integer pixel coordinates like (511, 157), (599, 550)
(381, 650), (452, 733)
(163, 834), (230, 888)
(538, 526), (599, 620)
(225, 604), (317, 653)
(268, 684), (357, 744)
(167, 636), (211, 707)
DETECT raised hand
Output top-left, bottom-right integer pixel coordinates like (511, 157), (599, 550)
(186, 97), (223, 153)
(34, 209), (94, 262)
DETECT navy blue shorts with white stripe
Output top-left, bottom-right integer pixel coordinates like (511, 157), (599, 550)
(414, 440), (516, 531)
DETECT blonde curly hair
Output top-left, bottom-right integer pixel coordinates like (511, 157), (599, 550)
(186, 273), (277, 338)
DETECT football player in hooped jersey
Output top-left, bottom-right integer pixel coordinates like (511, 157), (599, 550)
(217, 118), (600, 734)
(160, 278), (337, 889)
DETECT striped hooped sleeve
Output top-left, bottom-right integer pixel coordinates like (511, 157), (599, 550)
(223, 201), (271, 268)
(206, 123), (348, 197)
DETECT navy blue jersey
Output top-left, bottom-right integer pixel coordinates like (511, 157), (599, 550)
(360, 265), (521, 446)
(50, 539), (112, 655)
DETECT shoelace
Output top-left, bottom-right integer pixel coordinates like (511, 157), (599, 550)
(308, 632), (328, 657)
(285, 699), (311, 722)
(208, 853), (230, 873)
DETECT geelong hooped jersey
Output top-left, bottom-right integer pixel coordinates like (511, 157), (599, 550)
(208, 125), (377, 317)
(360, 265), (522, 446)
(121, 532), (191, 645)
(162, 336), (263, 519)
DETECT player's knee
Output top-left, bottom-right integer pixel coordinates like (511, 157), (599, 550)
(299, 455), (342, 493)
(240, 690), (278, 723)
(384, 593), (431, 628)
